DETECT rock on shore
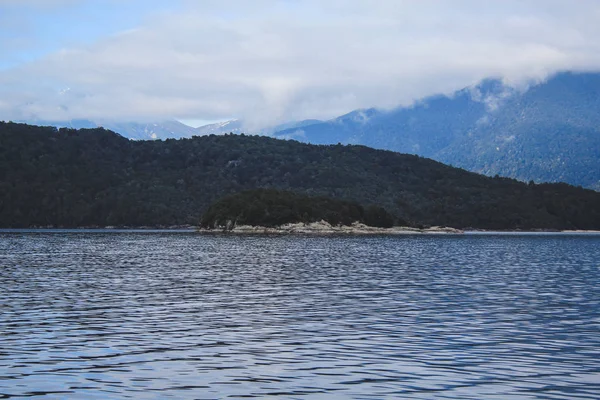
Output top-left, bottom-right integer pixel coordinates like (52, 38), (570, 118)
(198, 220), (463, 235)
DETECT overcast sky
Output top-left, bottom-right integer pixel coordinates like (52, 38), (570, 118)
(1, 0), (600, 127)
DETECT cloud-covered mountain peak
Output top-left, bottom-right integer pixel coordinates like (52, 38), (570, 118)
(273, 71), (600, 190)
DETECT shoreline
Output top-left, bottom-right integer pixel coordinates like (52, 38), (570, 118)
(1, 223), (599, 235)
(9, 225), (197, 231)
(198, 221), (464, 235)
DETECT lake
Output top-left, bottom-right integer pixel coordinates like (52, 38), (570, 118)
(1, 232), (599, 399)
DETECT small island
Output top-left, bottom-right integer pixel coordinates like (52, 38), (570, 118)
(199, 189), (462, 234)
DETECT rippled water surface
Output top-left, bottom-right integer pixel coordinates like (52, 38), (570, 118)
(1, 232), (600, 399)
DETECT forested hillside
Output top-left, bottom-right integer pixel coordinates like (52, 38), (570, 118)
(274, 72), (600, 190)
(1, 122), (600, 230)
(436, 73), (600, 190)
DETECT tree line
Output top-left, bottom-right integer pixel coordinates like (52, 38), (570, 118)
(1, 121), (600, 230)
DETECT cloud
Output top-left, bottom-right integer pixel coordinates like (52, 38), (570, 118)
(2, 0), (600, 125)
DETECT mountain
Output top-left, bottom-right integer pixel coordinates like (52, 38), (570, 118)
(16, 119), (199, 140)
(100, 120), (198, 140)
(262, 119), (323, 136)
(272, 79), (512, 153)
(195, 119), (245, 135)
(273, 71), (600, 190)
(2, 122), (600, 230)
(194, 119), (323, 136)
(15, 115), (324, 140)
(17, 118), (99, 131)
(436, 72), (600, 190)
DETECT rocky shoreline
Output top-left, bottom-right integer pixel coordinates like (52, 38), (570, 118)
(4, 225), (598, 234)
(197, 220), (464, 235)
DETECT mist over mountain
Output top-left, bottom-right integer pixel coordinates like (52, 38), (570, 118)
(436, 72), (600, 190)
(194, 119), (323, 136)
(11, 71), (599, 190)
(15, 117), (325, 141)
(272, 78), (515, 152)
(273, 71), (600, 190)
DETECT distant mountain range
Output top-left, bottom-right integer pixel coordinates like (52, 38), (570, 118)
(195, 119), (245, 136)
(17, 119), (199, 140)
(193, 119), (323, 136)
(19, 117), (323, 141)
(12, 71), (600, 190)
(272, 72), (600, 190)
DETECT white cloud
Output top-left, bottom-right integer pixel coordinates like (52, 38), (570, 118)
(2, 0), (600, 125)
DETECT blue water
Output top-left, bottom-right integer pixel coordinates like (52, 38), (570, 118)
(1, 232), (599, 399)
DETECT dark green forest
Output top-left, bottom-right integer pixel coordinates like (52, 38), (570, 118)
(200, 189), (395, 229)
(1, 121), (600, 230)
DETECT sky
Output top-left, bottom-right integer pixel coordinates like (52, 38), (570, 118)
(1, 0), (600, 128)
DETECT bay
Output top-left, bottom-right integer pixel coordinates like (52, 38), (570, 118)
(1, 232), (599, 399)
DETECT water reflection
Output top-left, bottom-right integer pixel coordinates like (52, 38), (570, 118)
(1, 233), (599, 399)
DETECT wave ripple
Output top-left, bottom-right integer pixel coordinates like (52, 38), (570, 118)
(1, 233), (599, 399)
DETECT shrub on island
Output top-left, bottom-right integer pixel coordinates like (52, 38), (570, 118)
(200, 189), (396, 230)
